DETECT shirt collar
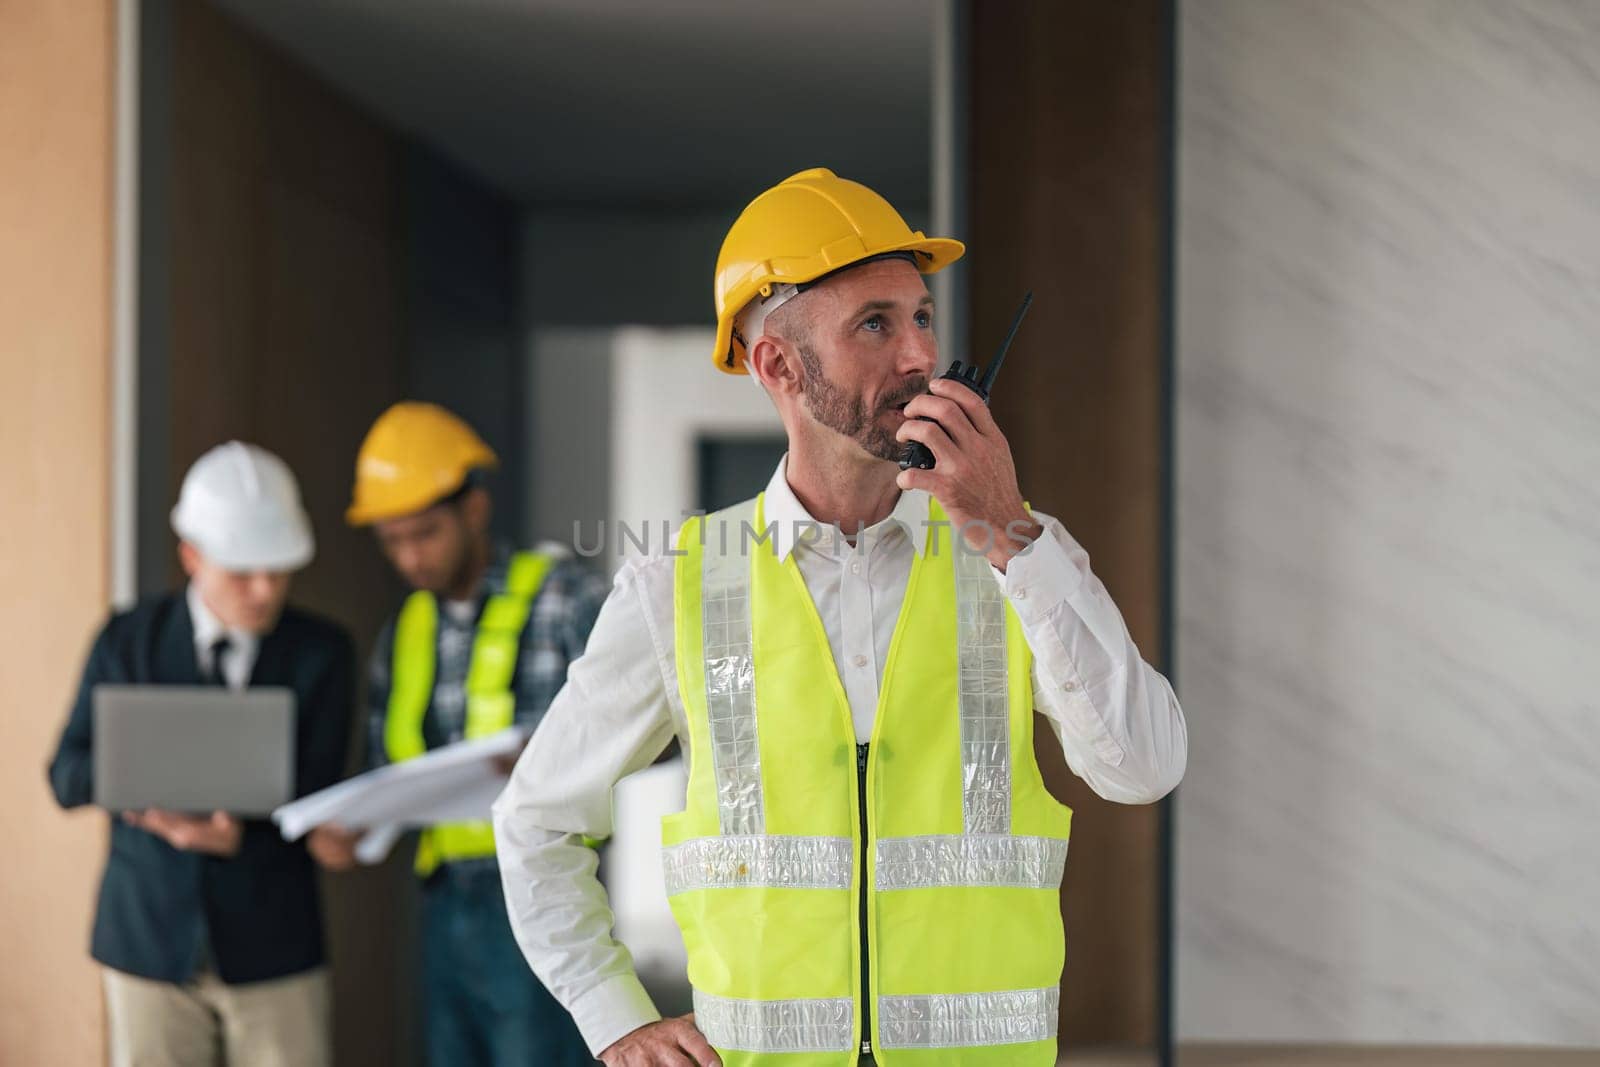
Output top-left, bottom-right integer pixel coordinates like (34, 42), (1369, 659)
(761, 454), (931, 563)
(451, 541), (517, 608)
(184, 583), (260, 659)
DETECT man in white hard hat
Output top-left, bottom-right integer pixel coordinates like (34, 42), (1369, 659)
(49, 442), (357, 1067)
(492, 169), (1188, 1066)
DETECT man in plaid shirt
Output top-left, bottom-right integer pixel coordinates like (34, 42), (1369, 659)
(318, 402), (606, 1067)
(363, 544), (607, 772)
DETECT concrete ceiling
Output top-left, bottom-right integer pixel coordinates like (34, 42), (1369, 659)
(212, 0), (934, 210)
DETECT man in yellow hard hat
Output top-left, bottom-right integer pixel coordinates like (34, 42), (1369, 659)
(316, 402), (601, 1066)
(493, 168), (1188, 1066)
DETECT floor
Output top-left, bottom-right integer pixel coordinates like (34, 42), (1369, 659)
(1061, 1048), (1599, 1066)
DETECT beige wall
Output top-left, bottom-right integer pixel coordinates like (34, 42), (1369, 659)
(0, 2), (410, 1062)
(0, 1), (116, 1064)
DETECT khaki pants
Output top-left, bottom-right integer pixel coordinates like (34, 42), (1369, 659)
(102, 966), (331, 1067)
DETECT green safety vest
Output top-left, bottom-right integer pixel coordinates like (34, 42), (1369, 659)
(385, 550), (553, 876)
(668, 495), (1073, 1066)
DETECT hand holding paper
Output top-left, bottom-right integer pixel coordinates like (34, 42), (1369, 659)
(274, 728), (528, 864)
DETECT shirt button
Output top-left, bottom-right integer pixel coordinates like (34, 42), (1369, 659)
(1013, 587), (1027, 600)
(1063, 680), (1078, 692)
(850, 561), (862, 575)
(853, 654), (869, 669)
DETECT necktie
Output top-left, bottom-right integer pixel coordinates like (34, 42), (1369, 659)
(205, 636), (233, 688)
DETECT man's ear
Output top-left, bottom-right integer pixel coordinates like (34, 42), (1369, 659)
(177, 540), (201, 578)
(461, 486), (493, 534)
(748, 335), (803, 396)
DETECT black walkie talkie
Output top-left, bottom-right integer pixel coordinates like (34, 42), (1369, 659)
(899, 291), (1033, 471)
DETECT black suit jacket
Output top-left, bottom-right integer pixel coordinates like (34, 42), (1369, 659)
(48, 591), (355, 985)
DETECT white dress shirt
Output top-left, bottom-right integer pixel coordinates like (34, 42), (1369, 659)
(492, 459), (1187, 1055)
(186, 584), (259, 691)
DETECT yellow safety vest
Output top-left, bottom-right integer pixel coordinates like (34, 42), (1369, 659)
(667, 495), (1072, 1066)
(385, 550), (553, 876)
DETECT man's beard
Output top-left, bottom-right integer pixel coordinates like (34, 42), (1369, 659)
(798, 345), (927, 462)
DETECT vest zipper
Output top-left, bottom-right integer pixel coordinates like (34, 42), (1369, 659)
(857, 741), (872, 1059)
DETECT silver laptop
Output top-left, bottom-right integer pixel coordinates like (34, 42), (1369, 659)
(93, 685), (295, 816)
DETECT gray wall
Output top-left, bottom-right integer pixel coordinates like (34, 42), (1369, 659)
(404, 146), (524, 542)
(522, 202), (931, 328)
(523, 208), (735, 327)
(1176, 0), (1600, 1046)
(525, 327), (613, 547)
(519, 208), (726, 548)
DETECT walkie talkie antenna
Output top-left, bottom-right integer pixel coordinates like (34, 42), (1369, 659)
(898, 289), (1036, 471)
(978, 290), (1033, 394)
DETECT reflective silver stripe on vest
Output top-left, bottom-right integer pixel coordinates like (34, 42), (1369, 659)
(955, 555), (1011, 835)
(693, 990), (854, 1053)
(701, 526), (763, 836)
(662, 835), (853, 895)
(874, 834), (1067, 891)
(877, 986), (1060, 1049)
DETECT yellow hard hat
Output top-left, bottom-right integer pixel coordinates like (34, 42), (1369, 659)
(711, 167), (965, 374)
(346, 402), (497, 526)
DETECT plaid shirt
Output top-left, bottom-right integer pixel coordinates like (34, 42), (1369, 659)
(366, 544), (609, 870)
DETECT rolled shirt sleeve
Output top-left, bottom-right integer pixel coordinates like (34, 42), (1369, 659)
(493, 554), (679, 1055)
(994, 511), (1188, 805)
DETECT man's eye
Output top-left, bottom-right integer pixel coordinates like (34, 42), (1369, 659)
(915, 311), (932, 328)
(862, 315), (883, 332)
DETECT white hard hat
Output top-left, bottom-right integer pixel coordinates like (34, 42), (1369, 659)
(170, 442), (315, 572)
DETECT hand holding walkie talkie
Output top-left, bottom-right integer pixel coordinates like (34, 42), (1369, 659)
(898, 291), (1033, 472)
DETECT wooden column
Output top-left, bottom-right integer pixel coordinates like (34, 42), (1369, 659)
(969, 0), (1170, 1049)
(162, 2), (410, 1062)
